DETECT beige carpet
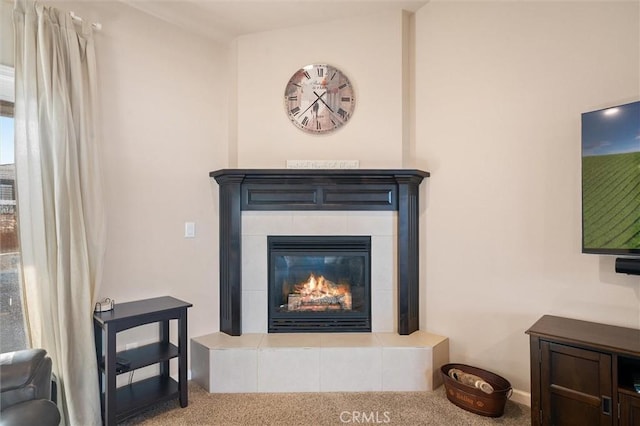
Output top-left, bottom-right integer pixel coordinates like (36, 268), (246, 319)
(120, 381), (530, 425)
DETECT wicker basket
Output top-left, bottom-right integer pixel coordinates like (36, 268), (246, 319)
(441, 363), (513, 417)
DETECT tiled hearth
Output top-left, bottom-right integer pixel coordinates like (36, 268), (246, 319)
(190, 331), (448, 393)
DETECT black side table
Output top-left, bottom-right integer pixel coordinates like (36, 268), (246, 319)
(93, 296), (192, 425)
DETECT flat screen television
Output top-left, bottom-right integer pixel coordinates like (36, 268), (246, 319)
(581, 100), (640, 256)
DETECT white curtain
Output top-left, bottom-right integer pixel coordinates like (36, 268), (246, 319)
(13, 0), (105, 425)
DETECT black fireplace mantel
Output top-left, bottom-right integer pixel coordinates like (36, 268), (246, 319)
(210, 169), (430, 336)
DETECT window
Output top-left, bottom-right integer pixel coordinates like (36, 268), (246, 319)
(0, 65), (27, 352)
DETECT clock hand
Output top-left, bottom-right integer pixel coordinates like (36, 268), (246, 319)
(299, 91), (326, 117)
(313, 91), (349, 124)
(314, 91), (335, 113)
(312, 92), (349, 122)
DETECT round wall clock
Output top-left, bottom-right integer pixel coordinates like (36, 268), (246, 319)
(284, 64), (356, 134)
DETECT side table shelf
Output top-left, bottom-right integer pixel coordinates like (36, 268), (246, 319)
(98, 342), (179, 373)
(94, 296), (192, 426)
(108, 376), (178, 421)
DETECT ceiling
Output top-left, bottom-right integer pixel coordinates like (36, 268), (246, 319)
(120, 0), (429, 43)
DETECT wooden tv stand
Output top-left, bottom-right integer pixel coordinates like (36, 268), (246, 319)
(526, 315), (640, 425)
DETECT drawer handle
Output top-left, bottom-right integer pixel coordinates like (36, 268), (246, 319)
(602, 396), (612, 415)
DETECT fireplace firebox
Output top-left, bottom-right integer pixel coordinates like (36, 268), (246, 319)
(268, 236), (371, 333)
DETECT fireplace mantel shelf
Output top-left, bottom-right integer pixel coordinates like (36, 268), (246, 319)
(210, 168), (429, 336)
(210, 168), (429, 178)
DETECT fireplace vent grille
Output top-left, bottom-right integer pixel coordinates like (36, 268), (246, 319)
(269, 237), (370, 252)
(269, 317), (371, 333)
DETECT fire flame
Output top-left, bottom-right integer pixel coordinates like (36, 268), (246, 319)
(295, 273), (348, 296)
(288, 273), (352, 311)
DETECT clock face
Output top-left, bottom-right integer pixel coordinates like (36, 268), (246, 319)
(284, 64), (356, 134)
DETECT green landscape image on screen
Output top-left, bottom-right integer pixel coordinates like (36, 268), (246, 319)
(582, 151), (640, 250)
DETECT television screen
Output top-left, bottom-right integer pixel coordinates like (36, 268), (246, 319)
(581, 100), (640, 255)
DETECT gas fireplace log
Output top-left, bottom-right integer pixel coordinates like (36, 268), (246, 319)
(287, 294), (351, 311)
(288, 294), (352, 311)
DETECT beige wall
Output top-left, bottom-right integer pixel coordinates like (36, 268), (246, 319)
(96, 3), (227, 341)
(232, 2), (640, 398)
(415, 1), (640, 395)
(3, 0), (639, 399)
(34, 1), (231, 345)
(235, 10), (408, 168)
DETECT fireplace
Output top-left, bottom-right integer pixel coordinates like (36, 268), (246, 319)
(210, 169), (429, 336)
(268, 236), (371, 333)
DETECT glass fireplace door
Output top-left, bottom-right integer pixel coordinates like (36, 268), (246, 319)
(268, 236), (371, 333)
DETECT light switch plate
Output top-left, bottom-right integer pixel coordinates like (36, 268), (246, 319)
(184, 222), (195, 238)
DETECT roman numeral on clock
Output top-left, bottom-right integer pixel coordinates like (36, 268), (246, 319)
(290, 106), (300, 116)
(301, 116), (309, 127)
(338, 108), (348, 119)
(341, 97), (351, 102)
(317, 68), (324, 77)
(304, 71), (311, 79)
(288, 96), (298, 101)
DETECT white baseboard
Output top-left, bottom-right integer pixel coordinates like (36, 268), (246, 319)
(510, 388), (531, 407)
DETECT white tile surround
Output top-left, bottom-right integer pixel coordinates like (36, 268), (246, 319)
(190, 210), (449, 393)
(191, 331), (449, 393)
(241, 210), (398, 333)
